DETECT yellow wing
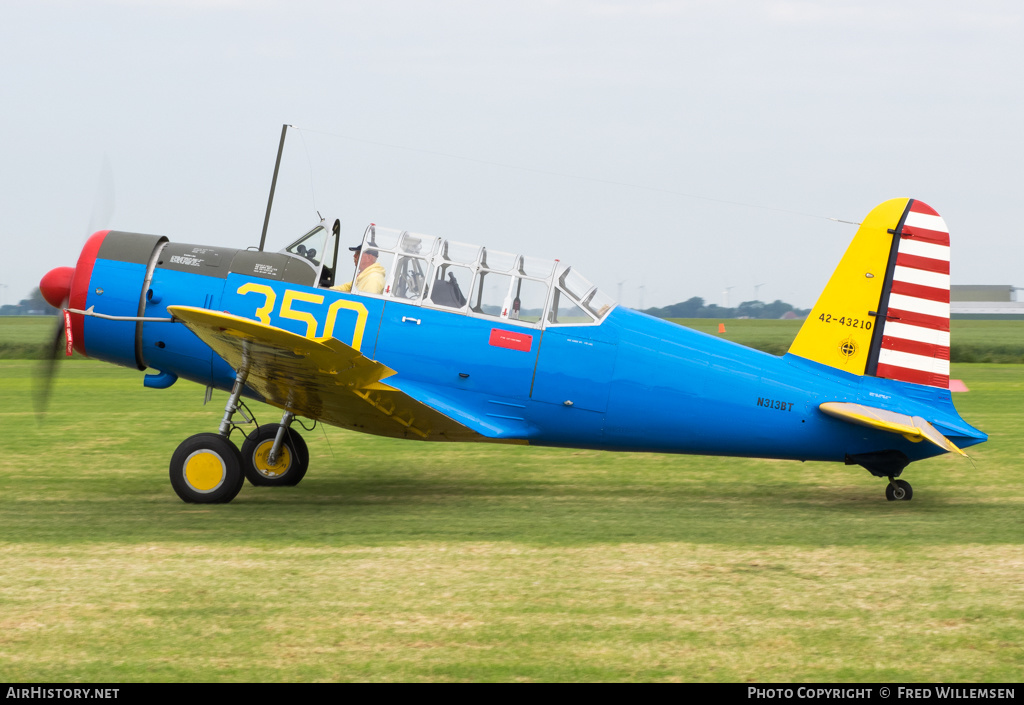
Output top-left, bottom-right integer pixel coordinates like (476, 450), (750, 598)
(819, 401), (966, 456)
(168, 305), (522, 443)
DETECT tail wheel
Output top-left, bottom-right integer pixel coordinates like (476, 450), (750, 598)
(169, 433), (245, 504)
(885, 479), (913, 502)
(241, 424), (309, 487)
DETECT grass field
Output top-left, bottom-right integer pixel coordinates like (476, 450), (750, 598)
(0, 317), (60, 360)
(6, 316), (1023, 362)
(0, 360), (1022, 682)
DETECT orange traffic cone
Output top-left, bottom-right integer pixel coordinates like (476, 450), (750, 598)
(718, 323), (726, 333)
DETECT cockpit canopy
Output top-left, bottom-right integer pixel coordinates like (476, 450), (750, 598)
(347, 224), (616, 328)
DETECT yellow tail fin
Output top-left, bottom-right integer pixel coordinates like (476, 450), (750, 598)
(789, 199), (908, 374)
(789, 198), (953, 388)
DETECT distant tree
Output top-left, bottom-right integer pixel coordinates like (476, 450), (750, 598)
(672, 296), (706, 318)
(643, 297), (707, 318)
(760, 299), (794, 319)
(642, 297), (808, 320)
(735, 300), (766, 318)
(701, 303), (733, 318)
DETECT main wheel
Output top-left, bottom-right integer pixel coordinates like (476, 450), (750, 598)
(241, 424), (309, 487)
(169, 433), (245, 504)
(885, 479), (913, 502)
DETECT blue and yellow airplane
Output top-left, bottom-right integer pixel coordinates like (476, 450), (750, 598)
(38, 197), (986, 503)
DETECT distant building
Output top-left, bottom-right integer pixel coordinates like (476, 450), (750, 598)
(950, 285), (1024, 319)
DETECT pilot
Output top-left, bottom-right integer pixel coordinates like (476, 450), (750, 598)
(332, 245), (386, 294)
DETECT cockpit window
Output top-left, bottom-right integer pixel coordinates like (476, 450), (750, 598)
(466, 251), (554, 323)
(519, 255), (555, 279)
(582, 287), (616, 319)
(345, 222), (616, 327)
(510, 277), (548, 323)
(400, 231), (438, 256)
(481, 249), (517, 272)
(441, 241), (481, 265)
(283, 226), (329, 266)
(427, 264), (472, 309)
(548, 288), (595, 325)
(366, 225), (402, 251)
(557, 267), (614, 320)
(559, 267), (595, 301)
(470, 270), (513, 316)
(348, 226), (440, 300)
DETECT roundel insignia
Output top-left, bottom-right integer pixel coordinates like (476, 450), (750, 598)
(838, 338), (858, 359)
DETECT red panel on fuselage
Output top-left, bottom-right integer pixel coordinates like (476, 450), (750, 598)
(489, 328), (534, 352)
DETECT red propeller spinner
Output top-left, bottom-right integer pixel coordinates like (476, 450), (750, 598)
(40, 266), (75, 308)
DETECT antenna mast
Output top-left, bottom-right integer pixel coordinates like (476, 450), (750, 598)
(259, 124), (290, 252)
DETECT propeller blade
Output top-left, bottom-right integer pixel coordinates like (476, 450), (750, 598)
(33, 299), (68, 418)
(35, 158), (114, 419)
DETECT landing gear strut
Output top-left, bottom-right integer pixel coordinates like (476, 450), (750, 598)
(885, 478), (913, 502)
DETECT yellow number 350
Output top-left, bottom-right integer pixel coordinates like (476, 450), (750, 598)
(236, 283), (369, 351)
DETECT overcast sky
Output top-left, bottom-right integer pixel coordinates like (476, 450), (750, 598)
(2, 0), (1021, 311)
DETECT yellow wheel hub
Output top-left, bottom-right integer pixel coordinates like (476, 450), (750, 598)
(253, 440), (292, 478)
(183, 450), (226, 492)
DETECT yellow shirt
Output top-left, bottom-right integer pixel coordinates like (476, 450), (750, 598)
(333, 262), (386, 294)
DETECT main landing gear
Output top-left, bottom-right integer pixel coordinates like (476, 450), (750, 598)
(169, 433), (245, 504)
(240, 412), (309, 487)
(168, 372), (309, 503)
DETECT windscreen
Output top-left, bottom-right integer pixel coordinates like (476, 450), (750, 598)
(282, 226), (329, 266)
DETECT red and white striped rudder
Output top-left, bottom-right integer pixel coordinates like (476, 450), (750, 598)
(873, 200), (951, 388)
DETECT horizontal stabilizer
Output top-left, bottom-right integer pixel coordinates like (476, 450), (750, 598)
(819, 401), (966, 456)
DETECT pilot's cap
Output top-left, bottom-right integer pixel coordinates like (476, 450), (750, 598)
(349, 245), (379, 257)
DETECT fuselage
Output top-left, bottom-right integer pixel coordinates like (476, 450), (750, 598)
(63, 229), (985, 469)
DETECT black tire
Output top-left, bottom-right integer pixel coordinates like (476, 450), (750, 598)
(240, 424), (309, 487)
(885, 479), (913, 502)
(169, 433), (245, 504)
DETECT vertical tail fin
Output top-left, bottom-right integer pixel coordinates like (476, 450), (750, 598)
(789, 198), (951, 388)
